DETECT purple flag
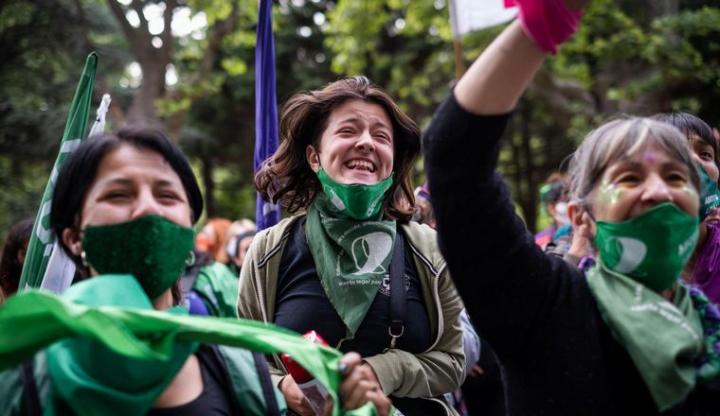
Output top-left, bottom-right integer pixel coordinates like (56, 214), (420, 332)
(254, 0), (280, 230)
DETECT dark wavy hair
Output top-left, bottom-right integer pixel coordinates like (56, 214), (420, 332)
(255, 76), (421, 221)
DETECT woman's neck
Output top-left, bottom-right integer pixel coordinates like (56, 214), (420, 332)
(661, 285), (678, 302)
(153, 290), (174, 310)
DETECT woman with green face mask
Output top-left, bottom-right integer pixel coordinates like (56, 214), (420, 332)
(0, 127), (385, 416)
(423, 1), (720, 415)
(243, 76), (466, 416)
(652, 112), (720, 305)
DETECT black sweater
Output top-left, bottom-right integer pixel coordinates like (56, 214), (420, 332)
(423, 94), (718, 416)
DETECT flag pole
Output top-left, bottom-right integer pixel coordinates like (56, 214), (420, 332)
(452, 38), (466, 80)
(448, 0), (466, 80)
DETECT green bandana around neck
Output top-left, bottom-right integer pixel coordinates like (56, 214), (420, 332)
(697, 163), (720, 219)
(586, 262), (703, 411)
(594, 202), (698, 292)
(306, 191), (397, 337)
(46, 275), (197, 415)
(82, 215), (195, 299)
(316, 168), (393, 221)
(0, 274), (387, 416)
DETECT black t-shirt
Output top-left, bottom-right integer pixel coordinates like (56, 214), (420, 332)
(273, 219), (432, 357)
(146, 346), (236, 416)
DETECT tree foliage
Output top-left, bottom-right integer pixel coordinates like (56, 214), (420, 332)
(1, 0), (720, 239)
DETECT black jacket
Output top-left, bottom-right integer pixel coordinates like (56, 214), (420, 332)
(423, 94), (719, 416)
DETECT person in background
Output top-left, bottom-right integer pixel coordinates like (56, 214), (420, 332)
(653, 112), (720, 304)
(412, 184), (436, 229)
(240, 76), (465, 416)
(225, 219), (258, 274)
(181, 248), (239, 317)
(423, 0), (720, 414)
(537, 173), (596, 267)
(196, 218), (232, 264)
(534, 173), (570, 250)
(0, 217), (34, 300)
(185, 220), (242, 317)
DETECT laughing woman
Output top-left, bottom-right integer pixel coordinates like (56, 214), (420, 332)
(238, 77), (465, 416)
(423, 1), (720, 415)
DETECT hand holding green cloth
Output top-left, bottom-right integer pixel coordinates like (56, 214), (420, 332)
(43, 274), (198, 415)
(0, 275), (383, 416)
(587, 262), (703, 411)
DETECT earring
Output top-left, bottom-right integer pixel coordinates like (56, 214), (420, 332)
(185, 250), (196, 267)
(81, 250), (89, 268)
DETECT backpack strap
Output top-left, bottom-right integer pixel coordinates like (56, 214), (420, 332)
(388, 233), (406, 350)
(20, 360), (41, 416)
(252, 352), (281, 416)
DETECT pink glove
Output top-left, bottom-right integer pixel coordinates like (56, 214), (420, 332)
(504, 0), (583, 54)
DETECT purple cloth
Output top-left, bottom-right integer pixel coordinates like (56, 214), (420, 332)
(254, 0), (281, 230)
(693, 222), (720, 304)
(186, 290), (210, 316)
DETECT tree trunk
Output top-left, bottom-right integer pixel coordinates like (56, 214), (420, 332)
(650, 0), (679, 17)
(127, 59), (167, 125)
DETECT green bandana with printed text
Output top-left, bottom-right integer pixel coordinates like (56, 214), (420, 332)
(306, 191), (397, 338)
(587, 262), (703, 411)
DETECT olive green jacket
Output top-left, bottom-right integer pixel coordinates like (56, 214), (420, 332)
(237, 215), (465, 398)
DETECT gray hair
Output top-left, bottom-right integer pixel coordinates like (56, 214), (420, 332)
(568, 117), (700, 205)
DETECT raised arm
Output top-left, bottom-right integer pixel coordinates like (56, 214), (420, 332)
(455, 0), (585, 114)
(423, 1), (587, 355)
(454, 20), (544, 115)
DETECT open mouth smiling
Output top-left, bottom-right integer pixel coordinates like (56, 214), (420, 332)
(345, 159), (376, 172)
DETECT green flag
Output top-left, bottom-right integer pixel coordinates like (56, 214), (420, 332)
(0, 275), (381, 415)
(18, 52), (98, 290)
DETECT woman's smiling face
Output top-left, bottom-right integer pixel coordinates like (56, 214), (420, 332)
(306, 99), (394, 185)
(589, 140), (699, 223)
(78, 144), (192, 231)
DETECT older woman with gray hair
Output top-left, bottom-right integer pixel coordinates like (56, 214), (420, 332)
(423, 0), (720, 415)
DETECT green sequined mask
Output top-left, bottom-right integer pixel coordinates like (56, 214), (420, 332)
(82, 215), (195, 299)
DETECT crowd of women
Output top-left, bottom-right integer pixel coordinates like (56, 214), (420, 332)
(1, 0), (720, 414)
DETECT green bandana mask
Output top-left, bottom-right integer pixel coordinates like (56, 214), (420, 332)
(316, 168), (393, 221)
(697, 163), (720, 219)
(587, 263), (703, 411)
(594, 203), (699, 292)
(306, 191), (397, 338)
(82, 215), (195, 299)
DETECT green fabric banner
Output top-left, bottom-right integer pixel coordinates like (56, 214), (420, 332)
(18, 52), (97, 290)
(0, 275), (381, 415)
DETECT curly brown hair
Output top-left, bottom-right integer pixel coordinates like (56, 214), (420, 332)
(255, 76), (420, 221)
